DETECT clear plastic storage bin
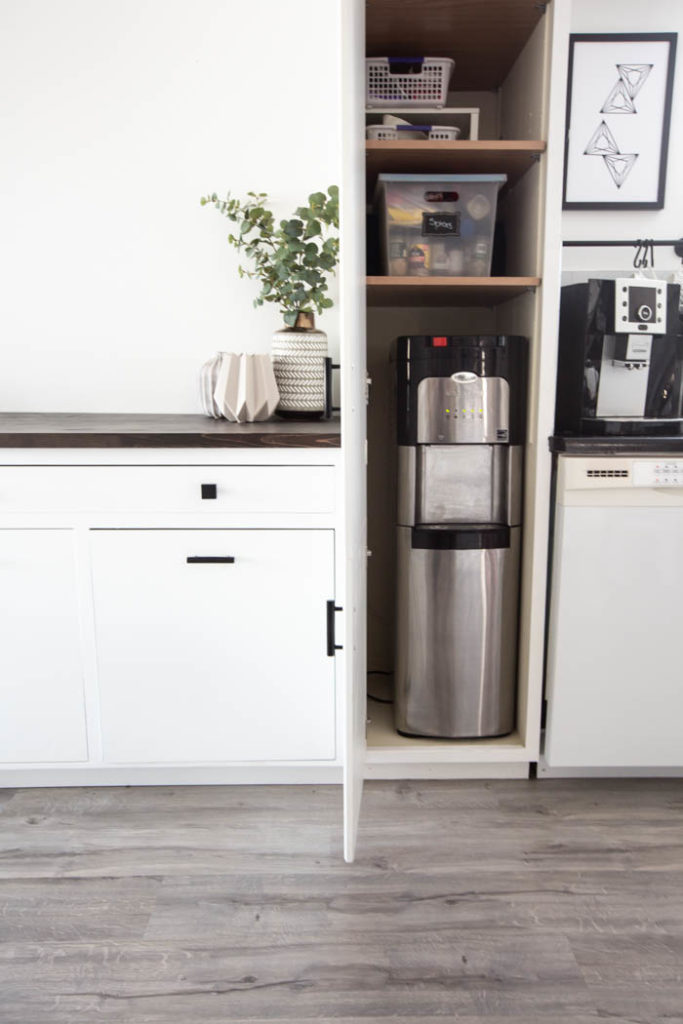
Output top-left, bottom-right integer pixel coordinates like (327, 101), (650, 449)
(374, 173), (507, 277)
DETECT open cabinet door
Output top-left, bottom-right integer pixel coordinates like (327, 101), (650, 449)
(339, 0), (367, 863)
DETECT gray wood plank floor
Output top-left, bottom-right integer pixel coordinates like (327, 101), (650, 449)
(0, 779), (682, 1022)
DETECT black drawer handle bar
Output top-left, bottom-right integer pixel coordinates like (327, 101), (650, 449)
(186, 556), (235, 564)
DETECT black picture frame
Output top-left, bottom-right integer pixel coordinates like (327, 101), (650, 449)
(563, 33), (677, 210)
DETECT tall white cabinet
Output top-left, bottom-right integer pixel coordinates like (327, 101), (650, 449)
(340, 0), (569, 856)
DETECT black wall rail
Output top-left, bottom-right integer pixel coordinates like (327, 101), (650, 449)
(562, 237), (683, 269)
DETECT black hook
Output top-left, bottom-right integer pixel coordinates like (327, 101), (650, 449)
(633, 239), (655, 269)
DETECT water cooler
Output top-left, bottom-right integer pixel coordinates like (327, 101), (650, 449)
(394, 334), (527, 738)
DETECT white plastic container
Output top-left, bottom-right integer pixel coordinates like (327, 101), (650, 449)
(374, 173), (507, 278)
(365, 124), (460, 141)
(426, 125), (460, 140)
(366, 57), (454, 108)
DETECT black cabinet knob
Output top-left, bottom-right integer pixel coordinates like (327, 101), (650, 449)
(201, 484), (217, 499)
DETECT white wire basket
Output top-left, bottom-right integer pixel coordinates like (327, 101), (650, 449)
(366, 57), (454, 108)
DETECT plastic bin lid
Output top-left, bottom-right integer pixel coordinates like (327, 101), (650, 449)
(377, 173), (507, 184)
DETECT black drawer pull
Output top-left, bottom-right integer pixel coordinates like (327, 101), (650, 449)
(201, 484), (217, 499)
(186, 556), (235, 564)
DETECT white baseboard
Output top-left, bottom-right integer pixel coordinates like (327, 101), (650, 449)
(538, 758), (683, 778)
(365, 761), (530, 780)
(0, 764), (343, 787)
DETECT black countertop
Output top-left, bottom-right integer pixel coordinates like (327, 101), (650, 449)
(0, 414), (341, 449)
(549, 435), (683, 455)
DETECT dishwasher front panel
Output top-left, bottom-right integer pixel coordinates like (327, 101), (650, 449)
(545, 457), (683, 768)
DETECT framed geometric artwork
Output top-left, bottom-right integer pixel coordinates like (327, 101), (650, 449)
(563, 33), (677, 210)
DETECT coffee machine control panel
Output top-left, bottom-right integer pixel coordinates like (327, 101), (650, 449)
(614, 278), (667, 334)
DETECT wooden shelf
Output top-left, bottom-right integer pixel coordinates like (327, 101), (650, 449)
(365, 700), (529, 765)
(366, 0), (545, 91)
(366, 140), (546, 193)
(367, 276), (540, 307)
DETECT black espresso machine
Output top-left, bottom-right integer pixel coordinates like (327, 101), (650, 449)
(555, 278), (683, 436)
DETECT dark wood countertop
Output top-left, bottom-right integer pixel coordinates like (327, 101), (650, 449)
(0, 414), (341, 448)
(549, 434), (683, 455)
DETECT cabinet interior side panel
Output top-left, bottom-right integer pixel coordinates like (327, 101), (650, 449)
(495, 292), (542, 443)
(446, 90), (500, 138)
(499, 12), (551, 140)
(366, 306), (497, 680)
(499, 162), (543, 278)
(494, 291), (543, 751)
(497, 5), (550, 279)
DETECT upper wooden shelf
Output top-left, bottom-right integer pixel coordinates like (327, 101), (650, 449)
(366, 0), (545, 91)
(366, 140), (546, 193)
(367, 277), (540, 308)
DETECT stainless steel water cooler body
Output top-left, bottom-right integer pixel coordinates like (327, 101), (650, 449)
(394, 335), (526, 738)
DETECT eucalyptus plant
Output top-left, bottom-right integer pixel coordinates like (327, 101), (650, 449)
(200, 185), (339, 327)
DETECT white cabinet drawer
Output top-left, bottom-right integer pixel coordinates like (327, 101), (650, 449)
(0, 465), (335, 515)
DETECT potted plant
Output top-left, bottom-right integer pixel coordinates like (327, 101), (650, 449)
(200, 186), (339, 418)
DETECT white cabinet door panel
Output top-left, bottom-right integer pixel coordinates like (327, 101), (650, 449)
(340, 0), (368, 863)
(91, 529), (336, 763)
(0, 530), (88, 762)
(545, 505), (683, 767)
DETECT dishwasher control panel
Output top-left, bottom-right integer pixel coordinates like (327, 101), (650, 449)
(632, 460), (683, 487)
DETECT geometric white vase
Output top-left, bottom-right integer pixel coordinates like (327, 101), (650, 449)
(200, 352), (280, 422)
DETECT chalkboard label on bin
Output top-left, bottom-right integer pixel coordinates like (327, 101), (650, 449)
(422, 211), (461, 236)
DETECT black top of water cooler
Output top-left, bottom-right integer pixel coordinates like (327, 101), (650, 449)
(395, 334), (528, 446)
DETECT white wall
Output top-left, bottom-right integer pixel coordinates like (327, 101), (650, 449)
(563, 0), (683, 275)
(0, 0), (341, 412)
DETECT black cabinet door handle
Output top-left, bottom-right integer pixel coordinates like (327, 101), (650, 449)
(201, 484), (217, 499)
(186, 556), (235, 564)
(326, 600), (343, 656)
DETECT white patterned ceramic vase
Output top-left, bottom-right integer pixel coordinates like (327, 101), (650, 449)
(271, 312), (328, 419)
(199, 352), (279, 423)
